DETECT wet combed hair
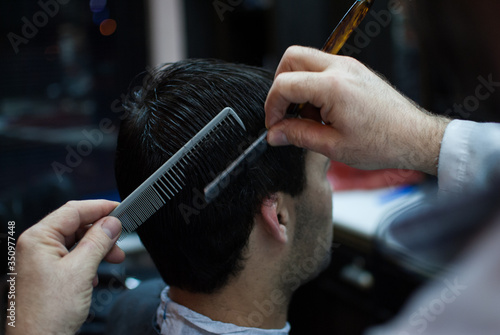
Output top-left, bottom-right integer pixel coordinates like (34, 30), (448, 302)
(115, 59), (306, 294)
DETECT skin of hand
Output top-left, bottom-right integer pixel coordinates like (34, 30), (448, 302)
(7, 200), (124, 335)
(265, 46), (451, 175)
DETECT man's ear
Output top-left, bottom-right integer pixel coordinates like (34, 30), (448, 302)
(259, 193), (291, 244)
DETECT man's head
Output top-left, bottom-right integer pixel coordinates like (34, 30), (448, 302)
(115, 59), (332, 295)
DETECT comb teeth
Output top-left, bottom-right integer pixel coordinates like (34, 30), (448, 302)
(110, 107), (245, 240)
(115, 184), (165, 234)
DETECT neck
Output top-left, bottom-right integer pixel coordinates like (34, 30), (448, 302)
(169, 218), (296, 329)
(169, 274), (291, 329)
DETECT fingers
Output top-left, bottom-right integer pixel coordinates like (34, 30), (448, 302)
(64, 200), (119, 228)
(40, 200), (119, 236)
(267, 118), (341, 160)
(67, 216), (123, 276)
(104, 244), (126, 264)
(265, 71), (338, 128)
(16, 200), (119, 256)
(266, 46), (365, 128)
(266, 46), (355, 128)
(274, 46), (336, 77)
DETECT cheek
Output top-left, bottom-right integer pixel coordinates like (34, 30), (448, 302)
(319, 180), (333, 216)
(310, 180), (333, 225)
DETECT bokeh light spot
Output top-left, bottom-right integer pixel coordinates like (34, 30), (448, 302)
(100, 19), (117, 36)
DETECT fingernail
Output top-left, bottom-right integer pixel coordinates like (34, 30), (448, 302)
(268, 130), (289, 146)
(101, 217), (121, 240)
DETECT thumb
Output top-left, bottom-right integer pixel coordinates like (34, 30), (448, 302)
(68, 216), (122, 275)
(267, 118), (341, 159)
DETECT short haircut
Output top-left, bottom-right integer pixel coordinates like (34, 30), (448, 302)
(115, 59), (306, 294)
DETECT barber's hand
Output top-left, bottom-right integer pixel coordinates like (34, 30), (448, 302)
(9, 200), (124, 335)
(265, 46), (450, 175)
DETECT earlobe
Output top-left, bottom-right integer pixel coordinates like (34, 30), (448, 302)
(260, 194), (288, 244)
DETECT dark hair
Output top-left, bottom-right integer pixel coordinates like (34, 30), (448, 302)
(115, 59), (306, 293)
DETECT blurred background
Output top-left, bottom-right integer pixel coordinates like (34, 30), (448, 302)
(1, 0), (500, 334)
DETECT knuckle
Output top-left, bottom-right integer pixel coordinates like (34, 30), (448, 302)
(273, 73), (286, 88)
(62, 206), (78, 219)
(56, 203), (81, 226)
(341, 56), (365, 75)
(340, 55), (359, 67)
(16, 230), (32, 252)
(320, 68), (342, 89)
(281, 46), (313, 72)
(322, 72), (339, 86)
(16, 223), (45, 253)
(284, 45), (302, 59)
(274, 74), (296, 98)
(284, 45), (317, 63)
(64, 200), (79, 208)
(78, 234), (108, 257)
(291, 124), (307, 148)
(325, 139), (339, 161)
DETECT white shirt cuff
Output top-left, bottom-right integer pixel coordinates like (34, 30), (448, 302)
(438, 119), (500, 196)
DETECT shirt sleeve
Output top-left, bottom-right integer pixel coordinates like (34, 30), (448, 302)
(438, 119), (500, 196)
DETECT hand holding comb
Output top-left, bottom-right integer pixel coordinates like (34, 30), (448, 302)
(204, 0), (375, 203)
